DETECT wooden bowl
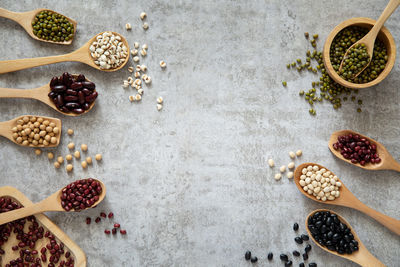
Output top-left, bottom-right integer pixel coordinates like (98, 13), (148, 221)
(323, 17), (396, 89)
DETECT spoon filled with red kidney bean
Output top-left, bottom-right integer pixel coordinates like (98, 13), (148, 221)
(328, 129), (400, 172)
(0, 72), (98, 116)
(0, 178), (106, 225)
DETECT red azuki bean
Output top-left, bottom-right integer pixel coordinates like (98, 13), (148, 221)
(100, 212), (107, 218)
(114, 223), (120, 228)
(333, 134), (379, 166)
(104, 229), (111, 235)
(41, 254), (47, 262)
(86, 217), (91, 225)
(108, 212), (114, 218)
(112, 228), (117, 235)
(95, 217), (101, 223)
(65, 251), (71, 258)
(120, 230), (127, 235)
(41, 247), (46, 254)
(61, 178), (102, 211)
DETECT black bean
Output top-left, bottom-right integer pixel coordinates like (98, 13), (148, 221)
(301, 234), (309, 241)
(280, 254), (288, 262)
(299, 263), (305, 267)
(302, 253), (308, 261)
(293, 223), (299, 231)
(250, 256), (258, 263)
(245, 251), (251, 261)
(305, 244), (312, 253)
(292, 250), (300, 257)
(295, 237), (303, 244)
(267, 252), (273, 260)
(285, 260), (293, 267)
(308, 263), (317, 267)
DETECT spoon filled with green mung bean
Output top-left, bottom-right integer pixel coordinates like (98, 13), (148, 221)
(338, 0), (399, 78)
(0, 8), (77, 45)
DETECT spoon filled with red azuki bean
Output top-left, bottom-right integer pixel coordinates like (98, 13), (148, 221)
(328, 129), (400, 172)
(0, 72), (98, 116)
(0, 178), (106, 225)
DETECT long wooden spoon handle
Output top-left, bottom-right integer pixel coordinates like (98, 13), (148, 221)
(369, 0), (400, 40)
(0, 87), (39, 99)
(0, 8), (24, 22)
(0, 203), (47, 225)
(354, 201), (400, 235)
(0, 53), (77, 74)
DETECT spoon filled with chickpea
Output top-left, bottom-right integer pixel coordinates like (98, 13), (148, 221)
(0, 8), (77, 45)
(294, 162), (400, 235)
(0, 73), (97, 116)
(338, 0), (400, 78)
(0, 178), (106, 225)
(0, 115), (61, 147)
(0, 31), (130, 74)
(328, 129), (400, 172)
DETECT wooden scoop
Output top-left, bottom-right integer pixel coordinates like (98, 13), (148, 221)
(0, 31), (130, 74)
(306, 209), (385, 267)
(0, 74), (96, 116)
(294, 163), (400, 235)
(338, 0), (400, 78)
(0, 8), (77, 45)
(0, 115), (61, 147)
(328, 130), (400, 172)
(0, 179), (106, 225)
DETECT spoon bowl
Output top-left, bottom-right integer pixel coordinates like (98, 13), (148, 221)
(306, 209), (385, 266)
(0, 31), (130, 74)
(294, 162), (400, 235)
(0, 179), (106, 225)
(328, 129), (400, 172)
(0, 115), (61, 147)
(0, 74), (96, 116)
(0, 8), (77, 45)
(323, 17), (396, 89)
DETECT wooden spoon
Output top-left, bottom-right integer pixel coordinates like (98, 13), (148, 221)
(338, 0), (400, 78)
(306, 209), (385, 267)
(0, 74), (96, 116)
(0, 115), (61, 147)
(294, 162), (400, 235)
(0, 8), (77, 45)
(328, 129), (400, 172)
(0, 179), (106, 225)
(0, 31), (130, 74)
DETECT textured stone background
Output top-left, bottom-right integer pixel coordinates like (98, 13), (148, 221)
(0, 0), (400, 266)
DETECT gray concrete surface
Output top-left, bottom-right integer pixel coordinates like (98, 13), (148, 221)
(1, 0), (400, 266)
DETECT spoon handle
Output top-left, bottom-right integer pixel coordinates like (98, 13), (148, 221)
(353, 200), (400, 235)
(368, 0), (400, 41)
(0, 202), (49, 225)
(0, 8), (24, 23)
(0, 87), (41, 99)
(0, 53), (78, 74)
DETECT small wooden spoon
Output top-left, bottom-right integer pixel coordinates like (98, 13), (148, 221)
(338, 0), (400, 78)
(0, 75), (96, 116)
(0, 31), (130, 74)
(294, 163), (400, 235)
(0, 179), (106, 225)
(0, 8), (77, 45)
(0, 115), (61, 147)
(306, 209), (385, 267)
(328, 130), (400, 172)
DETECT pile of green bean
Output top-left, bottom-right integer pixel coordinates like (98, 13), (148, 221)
(32, 10), (74, 42)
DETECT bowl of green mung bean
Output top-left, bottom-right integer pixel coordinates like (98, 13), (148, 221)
(323, 17), (396, 89)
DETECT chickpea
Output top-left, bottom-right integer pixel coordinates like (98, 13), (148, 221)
(47, 152), (54, 160)
(86, 157), (92, 164)
(57, 156), (64, 164)
(53, 127), (59, 134)
(34, 134), (40, 141)
(16, 137), (22, 143)
(34, 122), (40, 128)
(12, 127), (17, 132)
(39, 125), (46, 131)
(66, 154), (73, 161)
(30, 116), (36, 122)
(49, 122), (56, 128)
(37, 117), (43, 123)
(35, 149), (41, 155)
(54, 162), (61, 168)
(81, 161), (88, 169)
(74, 151), (80, 159)
(67, 143), (75, 150)
(67, 129), (74, 135)
(95, 154), (102, 161)
(45, 135), (51, 142)
(43, 140), (49, 146)
(50, 137), (57, 144)
(23, 116), (29, 123)
(32, 140), (38, 146)
(81, 144), (88, 152)
(38, 138), (43, 144)
(17, 125), (23, 131)
(12, 133), (18, 139)
(43, 120), (50, 126)
(66, 164), (73, 172)
(39, 131), (46, 137)
(22, 140), (29, 146)
(46, 126), (53, 132)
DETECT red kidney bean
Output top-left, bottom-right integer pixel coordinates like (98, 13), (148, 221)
(71, 82), (83, 90)
(83, 103), (90, 110)
(78, 91), (85, 104)
(77, 74), (86, 82)
(64, 95), (78, 102)
(52, 85), (66, 93)
(66, 89), (78, 96)
(72, 108), (84, 114)
(65, 103), (80, 109)
(50, 77), (59, 88)
(82, 88), (91, 96)
(82, 81), (95, 90)
(85, 91), (98, 103)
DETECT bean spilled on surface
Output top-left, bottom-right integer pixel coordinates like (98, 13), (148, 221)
(308, 211), (359, 255)
(60, 178), (102, 211)
(48, 72), (98, 114)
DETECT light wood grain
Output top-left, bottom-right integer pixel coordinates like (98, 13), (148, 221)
(328, 129), (400, 172)
(323, 17), (396, 89)
(294, 163), (400, 235)
(306, 209), (386, 267)
(0, 74), (96, 116)
(338, 0), (400, 78)
(0, 8), (77, 45)
(0, 115), (61, 147)
(0, 186), (86, 267)
(0, 180), (106, 225)
(0, 31), (130, 74)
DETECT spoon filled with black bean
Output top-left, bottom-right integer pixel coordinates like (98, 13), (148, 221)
(306, 209), (385, 267)
(0, 72), (97, 116)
